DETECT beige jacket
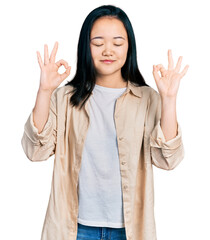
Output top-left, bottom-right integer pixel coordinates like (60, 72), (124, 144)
(21, 80), (184, 240)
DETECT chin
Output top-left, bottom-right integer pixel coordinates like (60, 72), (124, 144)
(96, 66), (122, 74)
(97, 70), (120, 76)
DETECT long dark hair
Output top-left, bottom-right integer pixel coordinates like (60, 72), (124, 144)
(65, 4), (149, 110)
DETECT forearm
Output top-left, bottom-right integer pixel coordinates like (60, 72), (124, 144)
(160, 96), (178, 142)
(33, 88), (53, 134)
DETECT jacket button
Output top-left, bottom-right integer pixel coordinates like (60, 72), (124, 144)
(121, 161), (126, 165)
(119, 137), (123, 140)
(123, 185), (128, 190)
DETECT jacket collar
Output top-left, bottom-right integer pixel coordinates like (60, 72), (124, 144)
(126, 80), (142, 98)
(90, 80), (142, 98)
(65, 80), (142, 98)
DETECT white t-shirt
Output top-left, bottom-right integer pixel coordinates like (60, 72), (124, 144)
(77, 83), (127, 228)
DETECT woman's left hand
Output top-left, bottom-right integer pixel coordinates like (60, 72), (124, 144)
(152, 49), (189, 99)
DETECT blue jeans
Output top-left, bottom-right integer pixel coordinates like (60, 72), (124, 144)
(76, 222), (127, 240)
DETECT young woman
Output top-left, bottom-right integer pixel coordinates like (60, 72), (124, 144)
(21, 4), (189, 240)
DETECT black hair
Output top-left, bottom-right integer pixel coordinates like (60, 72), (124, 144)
(65, 4), (150, 110)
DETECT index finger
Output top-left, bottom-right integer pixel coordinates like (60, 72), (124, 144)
(50, 41), (58, 63)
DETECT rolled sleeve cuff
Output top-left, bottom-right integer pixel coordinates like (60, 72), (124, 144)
(150, 119), (182, 150)
(23, 109), (53, 145)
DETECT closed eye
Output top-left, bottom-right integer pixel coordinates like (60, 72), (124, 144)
(94, 44), (123, 47)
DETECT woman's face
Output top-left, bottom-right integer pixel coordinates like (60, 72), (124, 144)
(90, 17), (129, 78)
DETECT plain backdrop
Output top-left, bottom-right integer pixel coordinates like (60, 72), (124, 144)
(0, 0), (209, 239)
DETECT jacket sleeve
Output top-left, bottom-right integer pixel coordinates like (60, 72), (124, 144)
(21, 89), (57, 162)
(149, 93), (185, 170)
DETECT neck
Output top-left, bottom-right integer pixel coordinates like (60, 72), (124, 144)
(95, 72), (127, 88)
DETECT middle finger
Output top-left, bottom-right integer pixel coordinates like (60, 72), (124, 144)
(168, 49), (174, 70)
(44, 44), (50, 65)
(50, 41), (58, 63)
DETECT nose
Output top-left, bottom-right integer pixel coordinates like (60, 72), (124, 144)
(102, 44), (113, 56)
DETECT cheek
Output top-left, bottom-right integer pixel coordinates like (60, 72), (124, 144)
(90, 47), (100, 59)
(117, 47), (128, 61)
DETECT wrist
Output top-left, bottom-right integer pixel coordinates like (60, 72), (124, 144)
(160, 95), (177, 103)
(38, 87), (53, 96)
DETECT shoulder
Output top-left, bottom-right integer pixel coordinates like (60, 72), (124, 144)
(139, 86), (161, 117)
(52, 84), (75, 99)
(49, 85), (75, 109)
(140, 85), (160, 101)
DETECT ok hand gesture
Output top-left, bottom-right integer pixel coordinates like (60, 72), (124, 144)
(36, 41), (71, 93)
(152, 49), (189, 99)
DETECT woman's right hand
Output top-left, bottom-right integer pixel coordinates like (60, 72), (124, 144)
(36, 41), (71, 93)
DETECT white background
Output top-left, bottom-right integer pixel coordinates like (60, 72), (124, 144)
(0, 0), (209, 239)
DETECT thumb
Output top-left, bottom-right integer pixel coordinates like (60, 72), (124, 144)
(152, 65), (160, 82)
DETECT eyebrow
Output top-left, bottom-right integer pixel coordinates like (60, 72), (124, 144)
(90, 36), (125, 41)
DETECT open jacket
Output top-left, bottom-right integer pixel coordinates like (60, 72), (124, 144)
(21, 80), (184, 240)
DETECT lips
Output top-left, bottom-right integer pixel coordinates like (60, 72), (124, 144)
(101, 60), (115, 63)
